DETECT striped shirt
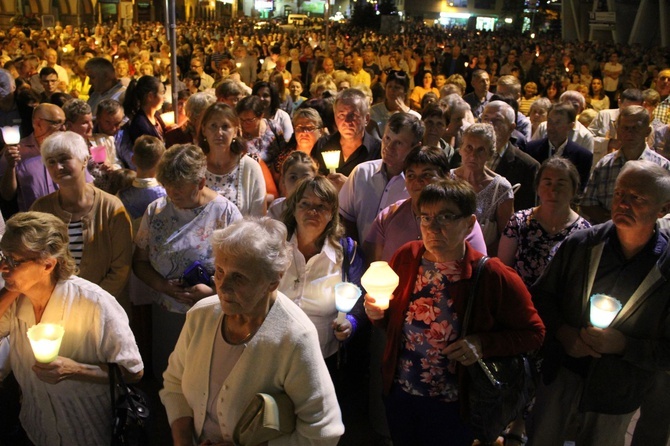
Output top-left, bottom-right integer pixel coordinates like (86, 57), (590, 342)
(68, 221), (84, 266)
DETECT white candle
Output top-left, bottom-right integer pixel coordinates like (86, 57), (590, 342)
(322, 150), (341, 174)
(160, 112), (176, 127)
(1, 126), (21, 145)
(335, 282), (361, 324)
(27, 323), (65, 363)
(589, 294), (622, 329)
(361, 261), (399, 310)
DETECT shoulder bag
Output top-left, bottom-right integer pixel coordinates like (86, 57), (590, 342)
(461, 256), (535, 444)
(109, 363), (150, 446)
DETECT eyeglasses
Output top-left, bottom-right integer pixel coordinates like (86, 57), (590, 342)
(295, 125), (321, 133)
(417, 213), (467, 226)
(297, 201), (331, 214)
(0, 250), (31, 269)
(38, 117), (65, 127)
(239, 116), (259, 124)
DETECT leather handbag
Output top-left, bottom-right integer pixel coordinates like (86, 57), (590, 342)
(109, 363), (150, 446)
(233, 393), (296, 446)
(461, 257), (535, 443)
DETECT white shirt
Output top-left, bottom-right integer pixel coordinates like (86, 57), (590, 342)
(533, 119), (594, 153)
(339, 159), (409, 242)
(588, 108), (620, 166)
(278, 235), (343, 358)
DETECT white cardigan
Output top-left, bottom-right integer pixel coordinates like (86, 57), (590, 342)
(160, 293), (343, 445)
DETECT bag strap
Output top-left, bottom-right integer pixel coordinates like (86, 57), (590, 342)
(339, 237), (356, 282)
(109, 363), (118, 417)
(461, 256), (489, 338)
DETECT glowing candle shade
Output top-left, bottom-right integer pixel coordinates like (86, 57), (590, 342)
(589, 294), (622, 329)
(160, 112), (176, 127)
(335, 282), (362, 324)
(27, 323), (64, 363)
(1, 126), (21, 145)
(361, 261), (399, 310)
(322, 150), (340, 174)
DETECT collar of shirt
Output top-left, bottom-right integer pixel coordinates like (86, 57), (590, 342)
(488, 142), (510, 170)
(288, 233), (339, 265)
(132, 177), (161, 189)
(549, 138), (569, 157)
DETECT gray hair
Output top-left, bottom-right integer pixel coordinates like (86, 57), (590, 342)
(462, 123), (496, 157)
(496, 75), (522, 97)
(184, 92), (216, 122)
(334, 88), (369, 116)
(211, 217), (291, 282)
(618, 105), (651, 128)
(157, 143), (207, 186)
(0, 68), (16, 98)
(41, 131), (89, 163)
(529, 97), (552, 114)
(84, 57), (116, 78)
(485, 100), (516, 125)
(619, 160), (670, 204)
(62, 99), (92, 123)
(559, 90), (586, 114)
(292, 107), (323, 128)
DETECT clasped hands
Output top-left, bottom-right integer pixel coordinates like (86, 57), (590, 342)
(558, 325), (627, 358)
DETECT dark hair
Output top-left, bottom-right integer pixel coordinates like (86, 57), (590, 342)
(47, 92), (73, 108)
(421, 103), (445, 122)
(133, 135), (165, 170)
(39, 66), (58, 78)
(404, 146), (450, 177)
(252, 81), (280, 116)
(123, 75), (163, 119)
(534, 156), (580, 198)
(281, 151), (318, 176)
(299, 98), (336, 134)
(417, 178), (477, 216)
(421, 92), (439, 111)
(620, 88), (643, 103)
(198, 102), (243, 155)
(96, 98), (123, 117)
(235, 95), (265, 118)
(386, 70), (409, 92)
(386, 112), (425, 146)
(184, 70), (201, 88)
(548, 102), (577, 123)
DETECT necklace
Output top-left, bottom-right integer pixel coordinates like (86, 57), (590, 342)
(222, 314), (254, 345)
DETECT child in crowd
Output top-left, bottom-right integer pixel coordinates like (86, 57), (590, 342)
(267, 151), (318, 220)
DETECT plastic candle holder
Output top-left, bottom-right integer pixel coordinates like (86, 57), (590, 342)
(27, 323), (65, 363)
(321, 150), (340, 174)
(361, 261), (399, 310)
(589, 294), (622, 329)
(335, 282), (362, 324)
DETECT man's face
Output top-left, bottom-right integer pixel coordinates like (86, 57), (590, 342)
(381, 125), (417, 174)
(334, 102), (367, 141)
(40, 74), (60, 94)
(33, 109), (66, 140)
(472, 73), (490, 95)
(190, 59), (203, 75)
(611, 169), (666, 233)
(97, 109), (125, 136)
(46, 51), (58, 65)
(352, 58), (363, 73)
(656, 70), (670, 97)
(617, 114), (651, 148)
(481, 106), (514, 147)
(546, 110), (574, 146)
(385, 80), (406, 104)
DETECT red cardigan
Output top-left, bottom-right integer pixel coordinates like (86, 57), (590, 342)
(379, 241), (545, 394)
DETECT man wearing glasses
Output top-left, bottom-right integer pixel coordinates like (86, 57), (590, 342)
(0, 104), (64, 213)
(190, 57), (214, 91)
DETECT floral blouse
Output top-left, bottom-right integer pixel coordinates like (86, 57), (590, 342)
(395, 258), (463, 402)
(502, 208), (591, 288)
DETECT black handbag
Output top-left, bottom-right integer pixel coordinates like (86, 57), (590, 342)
(109, 363), (150, 446)
(462, 256), (535, 443)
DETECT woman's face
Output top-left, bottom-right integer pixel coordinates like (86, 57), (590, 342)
(294, 116), (322, 152)
(283, 163), (315, 197)
(445, 109), (466, 137)
(202, 113), (235, 153)
(255, 87), (272, 111)
(148, 83), (166, 110)
(164, 180), (203, 209)
(214, 250), (276, 316)
(0, 249), (53, 295)
(546, 85), (558, 99)
(238, 110), (261, 136)
(419, 200), (473, 260)
(591, 78), (602, 93)
(289, 81), (303, 98)
(405, 163), (441, 202)
(423, 72), (433, 87)
(537, 166), (575, 206)
(44, 151), (88, 186)
(524, 84), (537, 98)
(294, 188), (333, 235)
(68, 113), (94, 139)
(530, 107), (548, 125)
(460, 134), (491, 173)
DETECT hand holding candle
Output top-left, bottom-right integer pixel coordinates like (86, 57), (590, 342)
(361, 261), (399, 310)
(27, 323), (65, 363)
(160, 111), (176, 127)
(1, 126), (21, 145)
(322, 150), (341, 174)
(335, 282), (362, 325)
(589, 294), (622, 329)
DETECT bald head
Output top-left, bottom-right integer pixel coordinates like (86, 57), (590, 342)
(32, 103), (66, 142)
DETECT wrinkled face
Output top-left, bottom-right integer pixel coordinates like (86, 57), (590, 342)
(657, 70), (670, 96)
(472, 73), (490, 94)
(293, 116), (322, 152)
(611, 169), (665, 233)
(46, 50), (58, 65)
(460, 134), (491, 172)
(616, 114), (651, 148)
(68, 113), (94, 139)
(214, 251), (275, 316)
(0, 249), (52, 295)
(529, 106), (548, 125)
(334, 102), (367, 140)
(419, 200), (474, 259)
(164, 180), (202, 209)
(381, 126), (417, 174)
(481, 107), (514, 146)
(423, 115), (447, 144)
(44, 150), (87, 186)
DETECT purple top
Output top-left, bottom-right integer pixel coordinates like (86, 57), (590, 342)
(365, 198), (488, 261)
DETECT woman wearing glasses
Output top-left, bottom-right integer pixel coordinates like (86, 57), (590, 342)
(198, 102), (266, 216)
(364, 178), (544, 446)
(0, 211), (143, 446)
(292, 107), (326, 156)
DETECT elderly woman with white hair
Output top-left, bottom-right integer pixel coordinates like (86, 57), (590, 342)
(165, 91), (217, 148)
(161, 217), (344, 446)
(31, 130), (134, 311)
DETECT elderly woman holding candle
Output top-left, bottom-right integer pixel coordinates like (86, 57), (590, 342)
(364, 179), (545, 446)
(0, 211), (143, 446)
(160, 218), (344, 445)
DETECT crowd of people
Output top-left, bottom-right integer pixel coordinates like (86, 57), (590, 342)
(0, 15), (669, 446)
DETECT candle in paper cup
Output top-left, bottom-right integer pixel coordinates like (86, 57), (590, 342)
(160, 112), (176, 127)
(1, 126), (21, 145)
(361, 261), (399, 310)
(322, 150), (340, 174)
(27, 323), (65, 363)
(90, 145), (107, 163)
(335, 282), (361, 324)
(589, 294), (622, 329)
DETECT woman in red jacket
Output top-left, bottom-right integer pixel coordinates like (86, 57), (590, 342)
(365, 178), (545, 446)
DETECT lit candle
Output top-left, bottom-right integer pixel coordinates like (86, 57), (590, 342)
(27, 323), (65, 363)
(1, 126), (21, 145)
(335, 282), (362, 324)
(361, 261), (399, 310)
(236, 62), (242, 69)
(160, 112), (176, 127)
(589, 294), (622, 329)
(322, 150), (340, 174)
